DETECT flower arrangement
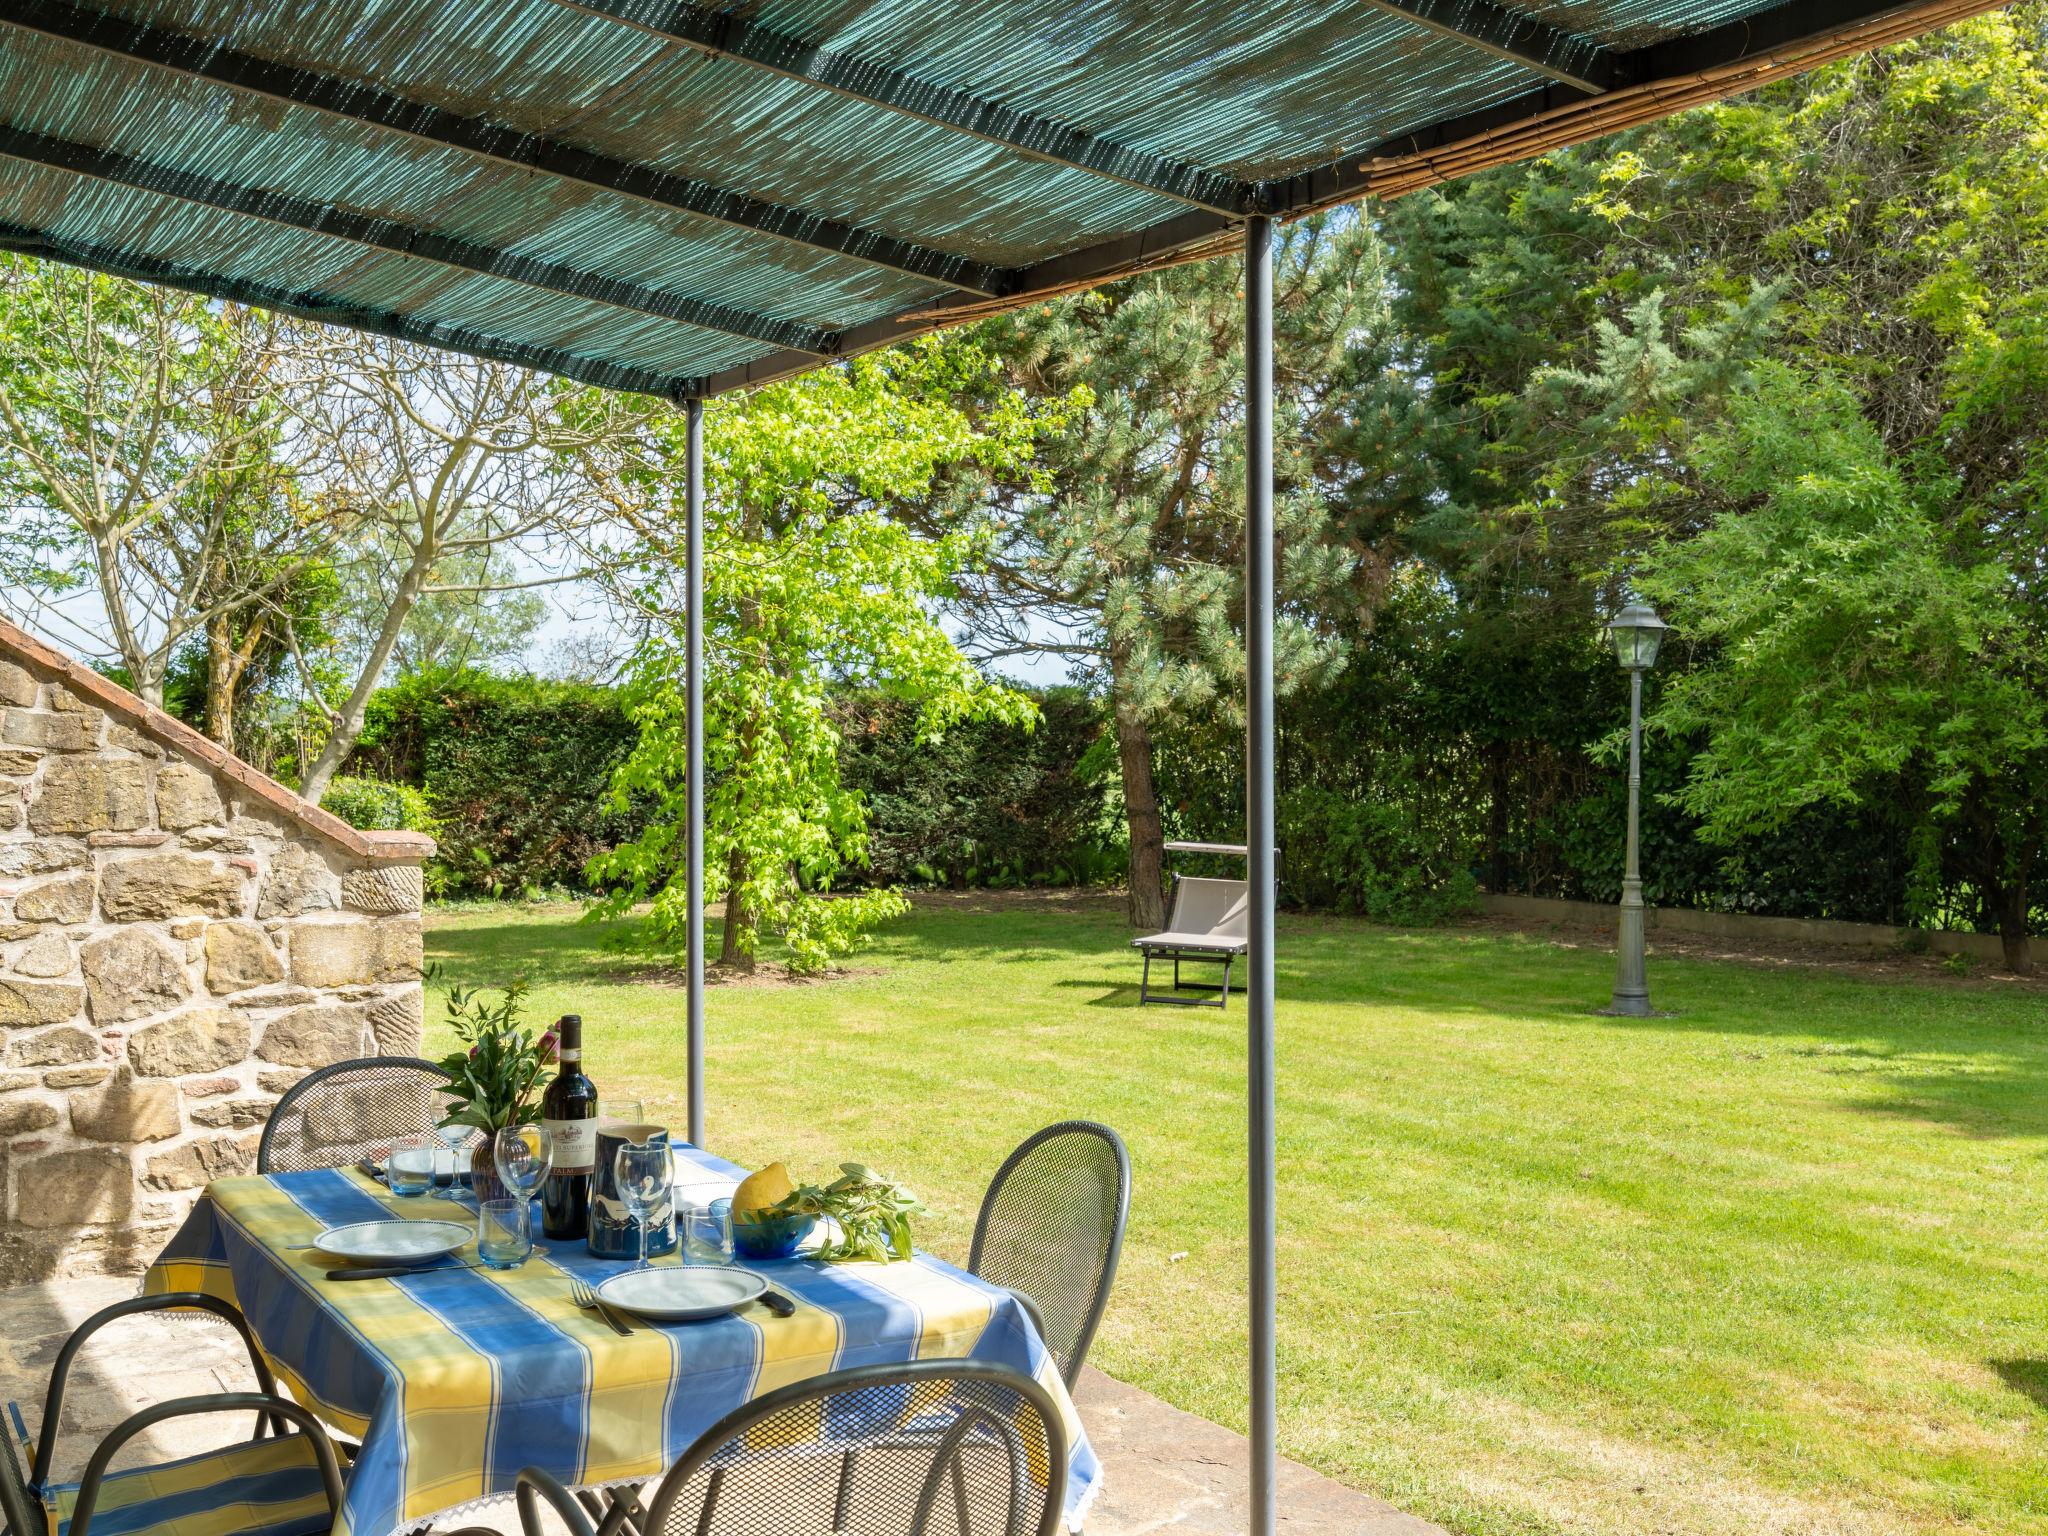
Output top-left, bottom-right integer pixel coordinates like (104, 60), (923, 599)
(429, 981), (557, 1136)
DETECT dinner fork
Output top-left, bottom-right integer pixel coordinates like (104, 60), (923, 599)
(568, 1277), (633, 1336)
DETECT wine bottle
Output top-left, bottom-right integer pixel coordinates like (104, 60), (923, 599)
(540, 1014), (598, 1239)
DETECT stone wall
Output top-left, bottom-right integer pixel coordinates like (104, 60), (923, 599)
(0, 622), (434, 1281)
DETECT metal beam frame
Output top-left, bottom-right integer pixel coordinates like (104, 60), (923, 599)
(684, 395), (706, 1149)
(1242, 213), (1278, 1536)
(0, 121), (835, 355)
(1363, 0), (1624, 93)
(0, 219), (694, 398)
(0, 0), (1011, 297)
(545, 0), (1250, 215)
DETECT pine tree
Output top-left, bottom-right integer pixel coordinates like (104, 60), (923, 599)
(962, 215), (1385, 926)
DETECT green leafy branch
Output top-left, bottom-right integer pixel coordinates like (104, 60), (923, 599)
(430, 980), (556, 1135)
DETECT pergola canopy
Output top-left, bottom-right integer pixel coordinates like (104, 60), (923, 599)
(0, 0), (1994, 402)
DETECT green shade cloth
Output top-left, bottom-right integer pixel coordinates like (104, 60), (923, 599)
(0, 0), (1991, 398)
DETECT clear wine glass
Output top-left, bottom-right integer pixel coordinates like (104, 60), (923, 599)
(432, 1121), (471, 1200)
(614, 1140), (672, 1271)
(492, 1125), (555, 1205)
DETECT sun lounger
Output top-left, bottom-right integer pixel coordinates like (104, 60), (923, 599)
(1133, 875), (1249, 1007)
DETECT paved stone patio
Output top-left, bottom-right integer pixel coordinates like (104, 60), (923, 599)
(1, 1277), (1438, 1536)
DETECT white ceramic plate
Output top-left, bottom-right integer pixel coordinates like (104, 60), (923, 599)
(312, 1220), (471, 1265)
(596, 1266), (768, 1322)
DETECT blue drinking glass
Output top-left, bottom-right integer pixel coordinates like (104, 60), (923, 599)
(478, 1199), (532, 1269)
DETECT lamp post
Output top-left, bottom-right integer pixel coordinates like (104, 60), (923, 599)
(1603, 601), (1667, 1017)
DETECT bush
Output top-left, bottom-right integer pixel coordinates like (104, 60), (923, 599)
(346, 672), (644, 898)
(1279, 785), (1480, 925)
(835, 687), (1126, 888)
(321, 775), (437, 834)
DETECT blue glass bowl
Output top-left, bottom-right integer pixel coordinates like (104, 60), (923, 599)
(732, 1211), (816, 1261)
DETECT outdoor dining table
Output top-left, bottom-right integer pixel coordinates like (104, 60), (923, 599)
(141, 1143), (1101, 1536)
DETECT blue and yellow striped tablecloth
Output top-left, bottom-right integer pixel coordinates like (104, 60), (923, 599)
(142, 1146), (1100, 1536)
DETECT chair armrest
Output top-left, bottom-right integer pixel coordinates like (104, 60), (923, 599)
(517, 1466), (597, 1536)
(36, 1294), (280, 1485)
(70, 1394), (344, 1536)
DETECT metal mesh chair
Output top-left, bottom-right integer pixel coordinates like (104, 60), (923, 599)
(969, 1122), (1130, 1389)
(2, 1293), (345, 1536)
(257, 1054), (467, 1175)
(516, 1361), (1066, 1536)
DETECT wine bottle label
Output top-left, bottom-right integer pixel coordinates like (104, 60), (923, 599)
(544, 1117), (597, 1174)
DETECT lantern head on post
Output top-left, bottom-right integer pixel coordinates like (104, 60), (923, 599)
(1606, 601), (1667, 672)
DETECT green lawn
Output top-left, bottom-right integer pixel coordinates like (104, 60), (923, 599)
(425, 894), (2048, 1536)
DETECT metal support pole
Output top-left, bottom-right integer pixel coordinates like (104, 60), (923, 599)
(1608, 667), (1650, 1016)
(1243, 212), (1278, 1536)
(685, 397), (706, 1146)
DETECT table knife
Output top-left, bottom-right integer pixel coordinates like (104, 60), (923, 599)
(325, 1261), (481, 1282)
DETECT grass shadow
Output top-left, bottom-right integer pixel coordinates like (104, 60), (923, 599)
(1991, 1359), (2048, 1414)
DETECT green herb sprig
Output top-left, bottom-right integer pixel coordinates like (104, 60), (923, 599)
(767, 1163), (924, 1263)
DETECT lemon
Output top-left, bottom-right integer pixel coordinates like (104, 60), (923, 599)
(732, 1160), (795, 1220)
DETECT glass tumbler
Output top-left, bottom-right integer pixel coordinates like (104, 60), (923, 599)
(684, 1197), (734, 1265)
(478, 1199), (533, 1269)
(388, 1134), (436, 1197)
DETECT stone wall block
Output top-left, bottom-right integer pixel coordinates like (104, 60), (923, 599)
(257, 843), (341, 918)
(258, 1003), (370, 1069)
(105, 721), (164, 757)
(342, 866), (423, 915)
(15, 872), (94, 924)
(154, 763), (225, 831)
(80, 929), (192, 1025)
(257, 1068), (308, 1095)
(6, 709), (99, 754)
(99, 853), (245, 921)
(189, 1097), (272, 1130)
(291, 920), (423, 988)
(11, 932), (73, 977)
(0, 985), (88, 1032)
(0, 661), (36, 707)
(14, 1146), (133, 1226)
(42, 1066), (110, 1088)
(29, 759), (148, 838)
(0, 749), (40, 775)
(70, 1069), (181, 1143)
(0, 1097), (58, 1136)
(127, 1008), (249, 1078)
(0, 839), (88, 877)
(204, 921), (285, 992)
(142, 1133), (256, 1192)
(366, 990), (426, 1054)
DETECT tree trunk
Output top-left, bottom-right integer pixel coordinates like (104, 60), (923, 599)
(718, 843), (753, 971)
(1483, 739), (1512, 893)
(1111, 686), (1166, 930)
(202, 613), (246, 749)
(299, 558), (429, 803)
(1996, 871), (2033, 975)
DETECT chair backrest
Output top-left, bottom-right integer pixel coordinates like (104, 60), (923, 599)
(257, 1056), (459, 1175)
(1166, 877), (1248, 940)
(644, 1360), (1066, 1536)
(1, 1402), (40, 1536)
(968, 1122), (1130, 1389)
